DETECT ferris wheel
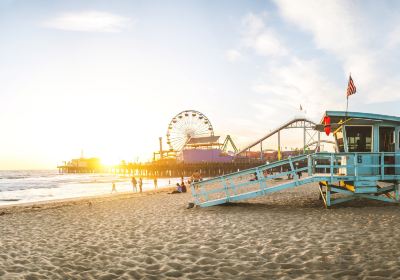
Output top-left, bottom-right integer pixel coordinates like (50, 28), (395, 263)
(166, 110), (214, 152)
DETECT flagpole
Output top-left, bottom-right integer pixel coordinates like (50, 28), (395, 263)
(345, 73), (350, 119)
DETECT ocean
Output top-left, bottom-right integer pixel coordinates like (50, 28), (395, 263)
(0, 170), (177, 206)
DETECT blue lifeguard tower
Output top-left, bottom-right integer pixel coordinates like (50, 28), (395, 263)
(190, 111), (400, 208)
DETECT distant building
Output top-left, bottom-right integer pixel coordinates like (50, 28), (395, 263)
(70, 158), (101, 168)
(58, 157), (102, 173)
(179, 136), (234, 163)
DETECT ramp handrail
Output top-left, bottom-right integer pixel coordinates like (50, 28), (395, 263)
(191, 152), (400, 207)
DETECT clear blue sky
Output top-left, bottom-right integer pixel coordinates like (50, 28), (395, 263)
(1, 0), (400, 169)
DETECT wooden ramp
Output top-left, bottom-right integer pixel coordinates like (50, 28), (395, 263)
(190, 152), (400, 208)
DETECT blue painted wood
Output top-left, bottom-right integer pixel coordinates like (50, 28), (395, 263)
(354, 186), (378, 194)
(191, 152), (400, 207)
(330, 196), (356, 205)
(330, 187), (354, 195)
(354, 181), (376, 187)
(357, 194), (397, 203)
(326, 185), (331, 207)
(190, 183), (200, 205)
(229, 190), (264, 202)
(376, 185), (395, 194)
(256, 168), (265, 194)
(325, 111), (400, 123)
(354, 153), (358, 180)
(227, 178), (238, 196)
(396, 126), (400, 175)
(373, 125), (380, 153)
(221, 177), (231, 202)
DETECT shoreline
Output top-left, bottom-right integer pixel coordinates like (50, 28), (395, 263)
(0, 186), (177, 215)
(0, 171), (185, 211)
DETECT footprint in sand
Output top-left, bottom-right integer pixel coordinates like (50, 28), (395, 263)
(219, 267), (239, 275)
(164, 270), (183, 277)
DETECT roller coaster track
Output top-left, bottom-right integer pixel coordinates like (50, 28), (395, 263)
(236, 117), (318, 156)
(305, 140), (336, 150)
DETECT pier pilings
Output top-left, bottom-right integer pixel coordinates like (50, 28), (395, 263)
(58, 161), (264, 178)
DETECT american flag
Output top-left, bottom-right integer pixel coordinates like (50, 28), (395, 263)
(346, 74), (356, 97)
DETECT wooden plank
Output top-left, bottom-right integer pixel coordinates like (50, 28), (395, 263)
(193, 151), (400, 207)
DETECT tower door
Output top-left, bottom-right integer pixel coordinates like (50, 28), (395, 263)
(379, 127), (395, 175)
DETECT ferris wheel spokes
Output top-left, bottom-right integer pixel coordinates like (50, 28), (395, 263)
(166, 110), (214, 152)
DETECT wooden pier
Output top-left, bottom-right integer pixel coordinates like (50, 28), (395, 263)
(58, 160), (265, 178)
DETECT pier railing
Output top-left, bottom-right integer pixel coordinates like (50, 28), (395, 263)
(191, 152), (400, 207)
(58, 161), (264, 176)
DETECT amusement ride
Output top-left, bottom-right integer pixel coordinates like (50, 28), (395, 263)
(166, 110), (214, 152)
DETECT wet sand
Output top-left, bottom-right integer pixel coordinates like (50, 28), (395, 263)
(1, 184), (400, 279)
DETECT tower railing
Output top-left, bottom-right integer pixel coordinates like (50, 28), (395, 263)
(191, 152), (400, 207)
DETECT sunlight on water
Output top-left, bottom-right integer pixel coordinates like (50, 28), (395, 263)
(0, 170), (181, 206)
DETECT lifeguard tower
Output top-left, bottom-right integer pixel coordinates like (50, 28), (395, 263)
(190, 111), (400, 208)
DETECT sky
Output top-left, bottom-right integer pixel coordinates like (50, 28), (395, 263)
(1, 0), (400, 169)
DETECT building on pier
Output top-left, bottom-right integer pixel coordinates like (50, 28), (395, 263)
(179, 136), (234, 163)
(58, 157), (102, 173)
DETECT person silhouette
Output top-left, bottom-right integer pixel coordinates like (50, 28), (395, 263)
(131, 176), (137, 192)
(111, 181), (117, 193)
(139, 178), (143, 193)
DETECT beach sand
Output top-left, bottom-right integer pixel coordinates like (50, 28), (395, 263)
(1, 184), (400, 279)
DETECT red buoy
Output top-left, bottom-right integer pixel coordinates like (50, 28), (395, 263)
(324, 116), (331, 136)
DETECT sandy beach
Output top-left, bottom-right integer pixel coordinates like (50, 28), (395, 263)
(1, 184), (400, 279)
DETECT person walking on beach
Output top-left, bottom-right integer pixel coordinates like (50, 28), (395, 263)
(131, 176), (137, 192)
(111, 181), (117, 193)
(139, 178), (143, 193)
(153, 177), (158, 190)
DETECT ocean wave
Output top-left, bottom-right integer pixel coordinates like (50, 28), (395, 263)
(0, 171), (176, 206)
(0, 170), (58, 180)
(0, 170), (129, 192)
